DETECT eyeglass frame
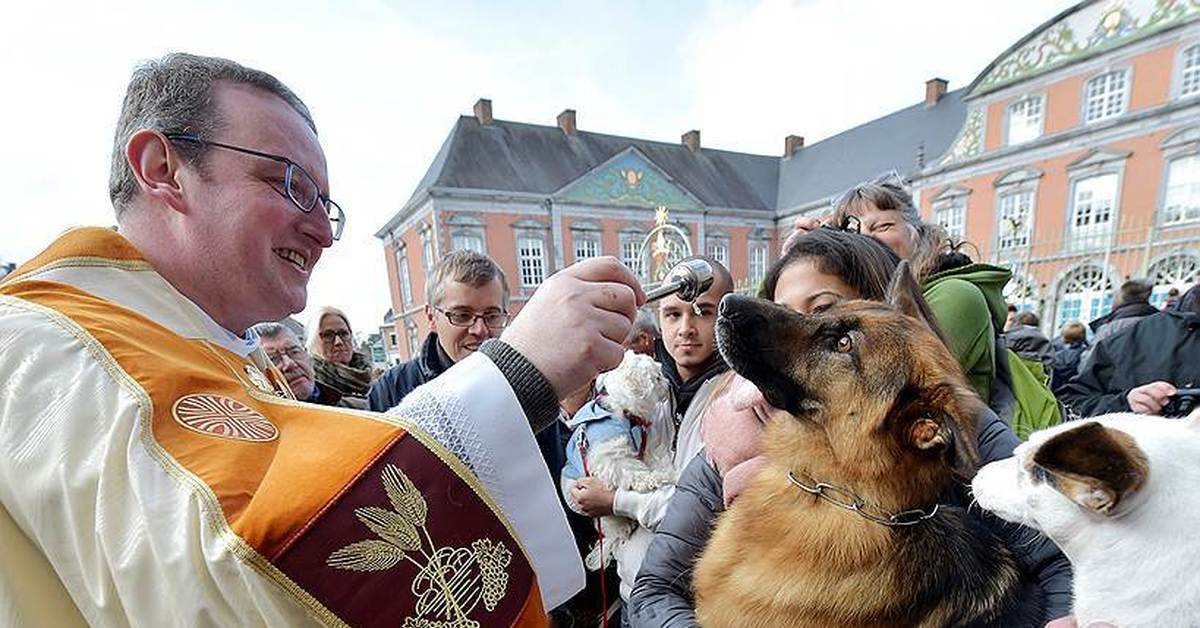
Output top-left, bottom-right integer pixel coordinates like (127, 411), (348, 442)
(318, 329), (353, 343)
(433, 306), (509, 329)
(264, 344), (309, 367)
(163, 132), (345, 240)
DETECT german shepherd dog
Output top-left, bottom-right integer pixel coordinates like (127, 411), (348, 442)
(693, 263), (1035, 627)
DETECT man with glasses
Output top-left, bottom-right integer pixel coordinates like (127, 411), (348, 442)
(369, 250), (510, 412)
(0, 53), (643, 626)
(253, 321), (357, 407)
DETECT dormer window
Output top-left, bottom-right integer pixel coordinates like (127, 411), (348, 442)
(1181, 44), (1200, 98)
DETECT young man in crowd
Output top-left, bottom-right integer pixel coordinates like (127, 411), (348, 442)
(567, 257), (732, 623)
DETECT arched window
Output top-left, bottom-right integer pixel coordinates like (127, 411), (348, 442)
(1004, 274), (1039, 315)
(1055, 265), (1113, 333)
(1148, 252), (1200, 308)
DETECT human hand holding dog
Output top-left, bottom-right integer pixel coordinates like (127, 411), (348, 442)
(570, 477), (615, 517)
(501, 257), (644, 400)
(1126, 381), (1177, 414)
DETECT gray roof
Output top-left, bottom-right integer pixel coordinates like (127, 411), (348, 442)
(403, 117), (780, 212)
(775, 89), (967, 211)
(388, 91), (969, 234)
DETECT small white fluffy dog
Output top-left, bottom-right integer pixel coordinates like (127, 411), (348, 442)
(973, 409), (1200, 627)
(573, 351), (675, 570)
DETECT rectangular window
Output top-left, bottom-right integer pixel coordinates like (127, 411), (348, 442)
(389, 332), (397, 347)
(1182, 45), (1200, 98)
(574, 235), (600, 262)
(1006, 97), (1042, 145)
(708, 240), (728, 268)
(997, 190), (1033, 250)
(748, 242), (768, 285)
(1164, 155), (1200, 226)
(1070, 173), (1118, 250)
(397, 248), (413, 306)
(451, 231), (485, 254)
(933, 198), (966, 241)
(517, 235), (546, 287)
(1084, 71), (1127, 124)
(621, 237), (644, 278)
(406, 325), (420, 357)
(421, 232), (434, 271)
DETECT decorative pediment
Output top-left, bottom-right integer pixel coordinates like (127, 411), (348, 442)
(994, 167), (1044, 188)
(1066, 148), (1131, 171)
(446, 213), (485, 227)
(932, 185), (972, 203)
(1162, 126), (1200, 151)
(968, 1), (1200, 97)
(569, 220), (602, 232)
(748, 227), (772, 240)
(555, 147), (704, 211)
(511, 218), (548, 231)
(939, 108), (985, 166)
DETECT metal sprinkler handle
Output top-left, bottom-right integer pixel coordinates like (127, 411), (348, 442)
(643, 259), (715, 303)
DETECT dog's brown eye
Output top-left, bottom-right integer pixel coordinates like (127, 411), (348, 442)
(836, 334), (853, 353)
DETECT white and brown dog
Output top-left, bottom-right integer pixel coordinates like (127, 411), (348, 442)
(973, 410), (1200, 627)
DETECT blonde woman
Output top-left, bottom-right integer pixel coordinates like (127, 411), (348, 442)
(305, 306), (372, 408)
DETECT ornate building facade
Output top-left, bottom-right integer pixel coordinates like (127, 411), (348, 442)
(378, 0), (1200, 362)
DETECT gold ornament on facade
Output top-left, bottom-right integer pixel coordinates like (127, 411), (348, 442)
(619, 169), (643, 189)
(327, 464), (512, 628)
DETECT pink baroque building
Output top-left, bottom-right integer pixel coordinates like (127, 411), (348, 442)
(378, 0), (1200, 361)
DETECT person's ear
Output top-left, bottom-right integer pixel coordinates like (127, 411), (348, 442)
(126, 130), (188, 214)
(424, 304), (437, 334)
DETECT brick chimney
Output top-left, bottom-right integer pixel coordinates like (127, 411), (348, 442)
(557, 109), (577, 135)
(784, 135), (805, 158)
(473, 98), (493, 125)
(682, 129), (701, 153)
(925, 78), (947, 108)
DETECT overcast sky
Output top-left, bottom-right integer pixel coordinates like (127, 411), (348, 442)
(0, 0), (1070, 336)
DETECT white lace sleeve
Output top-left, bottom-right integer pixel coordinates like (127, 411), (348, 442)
(385, 353), (584, 610)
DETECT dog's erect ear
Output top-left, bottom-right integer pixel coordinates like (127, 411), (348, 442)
(909, 413), (977, 480)
(1032, 422), (1149, 517)
(885, 261), (936, 329)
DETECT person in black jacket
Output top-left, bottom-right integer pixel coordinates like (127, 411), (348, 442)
(629, 228), (1072, 627)
(1059, 283), (1200, 417)
(1051, 322), (1089, 395)
(368, 250), (510, 412)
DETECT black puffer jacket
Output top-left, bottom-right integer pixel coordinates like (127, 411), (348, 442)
(1059, 310), (1200, 417)
(628, 407), (1073, 627)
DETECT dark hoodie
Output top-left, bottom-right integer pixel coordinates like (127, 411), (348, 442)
(655, 340), (728, 429)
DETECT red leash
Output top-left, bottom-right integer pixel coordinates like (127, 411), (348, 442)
(578, 431), (610, 628)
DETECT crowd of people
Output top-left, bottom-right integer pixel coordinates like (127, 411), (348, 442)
(1, 51), (1197, 627)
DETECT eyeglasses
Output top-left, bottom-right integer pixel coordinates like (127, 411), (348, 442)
(265, 345), (308, 367)
(319, 329), (352, 343)
(164, 132), (345, 240)
(435, 307), (509, 329)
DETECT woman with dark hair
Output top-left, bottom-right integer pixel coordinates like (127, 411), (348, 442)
(628, 228), (1071, 628)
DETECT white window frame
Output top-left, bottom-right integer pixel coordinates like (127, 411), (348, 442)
(1147, 252), (1200, 308)
(1175, 43), (1200, 100)
(748, 240), (769, 286)
(932, 196), (966, 241)
(1082, 69), (1129, 125)
(1162, 153), (1200, 227)
(516, 233), (546, 288)
(1004, 95), (1044, 146)
(571, 222), (603, 263)
(405, 320), (420, 358)
(1067, 173), (1120, 252)
(420, 227), (434, 272)
(397, 246), (413, 307)
(451, 230), (485, 254)
(996, 189), (1034, 251)
(620, 231), (648, 280)
(707, 236), (729, 268)
(1054, 265), (1113, 335)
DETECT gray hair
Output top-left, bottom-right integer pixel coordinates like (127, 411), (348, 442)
(109, 52), (317, 217)
(426, 250), (510, 308)
(251, 321), (299, 343)
(306, 306), (353, 357)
